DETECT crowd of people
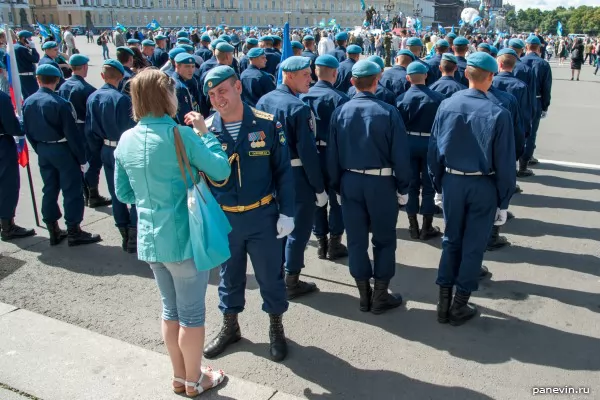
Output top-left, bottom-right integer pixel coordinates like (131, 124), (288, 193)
(0, 23), (553, 397)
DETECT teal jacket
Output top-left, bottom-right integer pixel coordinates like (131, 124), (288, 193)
(114, 114), (231, 263)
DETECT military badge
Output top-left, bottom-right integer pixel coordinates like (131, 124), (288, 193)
(279, 131), (287, 146)
(208, 81), (213, 88)
(221, 143), (228, 151)
(248, 131), (266, 148)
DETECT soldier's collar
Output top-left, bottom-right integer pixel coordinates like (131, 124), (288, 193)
(208, 104), (257, 133)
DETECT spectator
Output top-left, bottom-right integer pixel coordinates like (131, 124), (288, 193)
(63, 26), (77, 57)
(583, 39), (593, 65)
(99, 32), (110, 60)
(570, 37), (584, 81)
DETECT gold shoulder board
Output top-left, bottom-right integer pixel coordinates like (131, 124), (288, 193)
(251, 107), (274, 121)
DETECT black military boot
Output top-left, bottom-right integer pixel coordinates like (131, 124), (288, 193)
(479, 265), (490, 280)
(126, 227), (137, 254)
(407, 214), (420, 239)
(1, 218), (35, 241)
(437, 286), (453, 324)
(517, 159), (534, 178)
(118, 227), (128, 251)
(487, 226), (509, 251)
(67, 225), (102, 247)
(46, 222), (67, 246)
(327, 234), (348, 260)
(285, 273), (318, 300)
(268, 314), (288, 362)
(420, 215), (442, 240)
(203, 314), (241, 359)
(514, 184), (523, 194)
(355, 280), (372, 312)
(449, 291), (478, 326)
(83, 184), (90, 207)
(316, 236), (328, 259)
(528, 157), (539, 166)
(371, 280), (403, 315)
(87, 187), (112, 208)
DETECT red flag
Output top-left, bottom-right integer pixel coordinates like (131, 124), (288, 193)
(18, 141), (29, 167)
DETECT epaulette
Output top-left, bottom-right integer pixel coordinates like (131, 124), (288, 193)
(251, 107), (274, 121)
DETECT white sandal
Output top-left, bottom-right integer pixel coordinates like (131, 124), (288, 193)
(172, 377), (186, 394)
(185, 368), (225, 397)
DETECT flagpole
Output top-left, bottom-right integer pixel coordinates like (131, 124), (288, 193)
(25, 163), (40, 227)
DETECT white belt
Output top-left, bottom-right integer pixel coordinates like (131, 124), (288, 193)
(536, 95), (541, 98)
(43, 138), (67, 143)
(76, 119), (85, 124)
(445, 167), (495, 176)
(290, 159), (303, 167)
(103, 139), (118, 147)
(316, 140), (327, 146)
(349, 168), (393, 176)
(19, 72), (34, 76)
(407, 131), (431, 137)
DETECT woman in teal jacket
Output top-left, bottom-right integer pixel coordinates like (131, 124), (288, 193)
(114, 69), (230, 397)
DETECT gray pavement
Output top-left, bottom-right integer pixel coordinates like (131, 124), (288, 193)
(1, 37), (599, 400)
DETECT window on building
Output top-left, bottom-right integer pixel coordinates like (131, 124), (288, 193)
(256, 0), (259, 9)
(183, 0), (187, 6)
(191, 0), (195, 6)
(175, 0), (179, 6)
(248, 0), (251, 9)
(99, 14), (103, 23)
(210, 0), (214, 6)
(304, 17), (308, 25)
(320, 0), (324, 10)
(42, 14), (47, 23)
(166, 0), (170, 6)
(240, 16), (244, 24)
(249, 16), (252, 24)
(279, 16), (283, 24)
(158, 0), (162, 6)
(176, 15), (180, 23)
(7, 12), (12, 23)
(220, 15), (225, 23)
(168, 15), (171, 22)
(295, 0), (299, 10)
(184, 15), (188, 22)
(271, 0), (275, 9)
(230, 16), (233, 24)
(229, 0), (233, 7)
(295, 17), (299, 25)
(201, 15), (206, 22)
(220, 0), (224, 8)
(131, 15), (134, 23)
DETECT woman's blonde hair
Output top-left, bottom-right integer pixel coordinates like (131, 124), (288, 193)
(130, 69), (177, 121)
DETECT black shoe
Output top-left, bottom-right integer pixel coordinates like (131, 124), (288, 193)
(126, 227), (137, 254)
(479, 265), (490, 280)
(67, 225), (102, 246)
(528, 157), (539, 166)
(407, 214), (420, 239)
(327, 234), (348, 260)
(419, 215), (442, 240)
(517, 159), (534, 178)
(507, 211), (515, 220)
(285, 273), (318, 300)
(449, 291), (478, 326)
(437, 286), (452, 324)
(203, 314), (242, 359)
(46, 222), (67, 246)
(268, 314), (287, 362)
(316, 236), (328, 259)
(118, 227), (128, 251)
(487, 225), (509, 251)
(514, 185), (523, 194)
(0, 218), (35, 241)
(570, 77), (574, 80)
(371, 280), (402, 315)
(355, 280), (372, 312)
(87, 187), (112, 208)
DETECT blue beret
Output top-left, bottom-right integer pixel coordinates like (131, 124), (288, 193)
(477, 43), (491, 52)
(303, 35), (315, 41)
(219, 34), (232, 43)
(0, 60), (5, 70)
(168, 47), (187, 60)
(367, 55), (384, 70)
(509, 38), (524, 49)
(36, 64), (61, 77)
(69, 54), (90, 66)
(347, 45), (362, 54)
(526, 35), (541, 45)
(315, 54), (339, 69)
(216, 42), (234, 53)
(453, 36), (469, 46)
(116, 46), (135, 56)
(203, 65), (236, 95)
(210, 39), (225, 49)
(174, 53), (195, 64)
(406, 61), (428, 75)
(247, 47), (265, 58)
(447, 33), (457, 39)
(397, 49), (416, 60)
(259, 35), (273, 42)
(467, 52), (498, 73)
(103, 59), (125, 75)
(441, 53), (458, 63)
(291, 41), (303, 50)
(272, 36), (282, 43)
(497, 48), (518, 58)
(42, 41), (57, 50)
(351, 60), (380, 78)
(17, 31), (33, 39)
(142, 39), (156, 47)
(177, 37), (192, 45)
(246, 37), (258, 45)
(280, 56), (310, 72)
(490, 46), (498, 56)
(177, 30), (189, 38)
(177, 44), (195, 53)
(155, 34), (167, 40)
(436, 39), (449, 48)
(335, 32), (348, 41)
(201, 34), (211, 42)
(127, 39), (140, 45)
(406, 37), (423, 47)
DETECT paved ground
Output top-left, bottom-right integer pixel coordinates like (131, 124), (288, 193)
(1, 37), (599, 399)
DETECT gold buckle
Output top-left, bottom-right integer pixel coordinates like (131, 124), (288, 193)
(236, 205), (246, 212)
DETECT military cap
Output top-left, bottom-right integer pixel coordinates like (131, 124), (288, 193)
(280, 56), (310, 72)
(303, 35), (315, 41)
(103, 59), (125, 75)
(177, 37), (192, 45)
(291, 41), (303, 49)
(497, 48), (518, 58)
(508, 38), (524, 49)
(436, 39), (450, 48)
(17, 30), (33, 39)
(201, 34), (211, 42)
(174, 52), (195, 64)
(467, 52), (498, 73)
(210, 39), (225, 49)
(168, 47), (187, 59)
(335, 32), (348, 41)
(490, 46), (498, 56)
(36, 64), (61, 77)
(246, 37), (258, 45)
(351, 60), (380, 78)
(406, 61), (428, 75)
(315, 54), (339, 69)
(477, 42), (491, 52)
(177, 30), (189, 38)
(127, 38), (140, 45)
(347, 44), (362, 54)
(41, 41), (58, 50)
(155, 34), (167, 40)
(367, 55), (384, 70)
(142, 39), (156, 47)
(259, 35), (273, 42)
(526, 35), (541, 45)
(441, 53), (458, 64)
(0, 60), (5, 70)
(446, 33), (457, 39)
(272, 35), (282, 43)
(219, 34), (232, 43)
(453, 36), (469, 46)
(215, 42), (234, 53)
(69, 54), (90, 66)
(247, 47), (265, 58)
(177, 44), (195, 53)
(406, 37), (423, 47)
(397, 49), (416, 60)
(116, 46), (135, 56)
(203, 65), (236, 95)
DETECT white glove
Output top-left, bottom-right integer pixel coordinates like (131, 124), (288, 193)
(540, 111), (547, 119)
(80, 162), (90, 173)
(315, 191), (328, 207)
(434, 192), (443, 207)
(494, 208), (508, 226)
(397, 193), (408, 206)
(336, 194), (342, 205)
(276, 215), (295, 238)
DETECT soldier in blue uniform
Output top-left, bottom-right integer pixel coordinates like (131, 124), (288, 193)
(396, 61), (445, 241)
(301, 35), (318, 83)
(115, 46), (135, 97)
(291, 41), (303, 56)
(0, 70), (36, 241)
(127, 38), (140, 48)
(380, 49), (414, 97)
(429, 53), (467, 98)
(238, 37), (258, 74)
(140, 39), (155, 65)
(23, 64), (101, 246)
(329, 60), (411, 314)
(152, 34), (169, 68)
(38, 41), (66, 88)
(171, 53), (201, 125)
(452, 36), (469, 86)
(446, 33), (456, 51)
(300, 55), (350, 261)
(328, 32), (349, 62)
(334, 44), (362, 94)
(258, 36), (280, 77)
(490, 45), (498, 57)
(406, 37), (433, 86)
(197, 39), (223, 78)
(199, 42), (234, 117)
(427, 53), (515, 326)
(425, 39), (449, 83)
(14, 30), (40, 99)
(240, 48), (275, 107)
(85, 60), (137, 252)
(195, 34), (213, 62)
(160, 47), (186, 78)
(256, 56), (328, 300)
(477, 43), (491, 54)
(199, 66), (294, 362)
(57, 54), (111, 209)
(347, 55), (395, 105)
(272, 35), (283, 56)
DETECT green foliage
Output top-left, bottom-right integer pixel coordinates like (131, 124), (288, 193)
(507, 5), (600, 35)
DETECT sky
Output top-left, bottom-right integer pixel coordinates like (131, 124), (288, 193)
(509, 0), (600, 11)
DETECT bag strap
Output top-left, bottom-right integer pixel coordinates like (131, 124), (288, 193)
(173, 126), (207, 204)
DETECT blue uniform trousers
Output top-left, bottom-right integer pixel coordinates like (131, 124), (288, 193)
(101, 146), (137, 228)
(313, 146), (344, 237)
(77, 124), (103, 188)
(407, 136), (436, 216)
(0, 136), (19, 219)
(341, 172), (398, 281)
(522, 106), (541, 162)
(437, 174), (497, 293)
(20, 76), (38, 100)
(37, 143), (84, 226)
(218, 204), (288, 315)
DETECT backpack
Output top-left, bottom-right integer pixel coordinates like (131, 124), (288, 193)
(97, 37), (102, 46)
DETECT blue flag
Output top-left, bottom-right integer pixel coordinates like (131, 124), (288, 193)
(49, 23), (61, 43)
(277, 22), (292, 85)
(451, 25), (455, 33)
(146, 19), (161, 31)
(557, 21), (563, 36)
(438, 24), (446, 35)
(115, 22), (127, 33)
(360, 0), (365, 11)
(414, 18), (422, 33)
(37, 22), (50, 38)
(458, 19), (464, 27)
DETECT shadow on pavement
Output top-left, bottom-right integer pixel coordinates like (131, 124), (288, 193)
(503, 217), (599, 241)
(0, 255), (27, 282)
(531, 163), (600, 176)
(510, 193), (600, 212)
(525, 174), (600, 190)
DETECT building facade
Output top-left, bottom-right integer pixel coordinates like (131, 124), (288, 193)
(433, 0), (461, 28)
(1, 0), (34, 28)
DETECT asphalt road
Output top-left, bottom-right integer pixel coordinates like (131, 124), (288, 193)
(1, 37), (599, 400)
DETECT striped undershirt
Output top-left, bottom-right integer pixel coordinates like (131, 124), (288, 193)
(224, 121), (242, 141)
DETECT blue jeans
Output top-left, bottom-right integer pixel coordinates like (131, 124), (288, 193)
(150, 258), (210, 327)
(102, 44), (109, 59)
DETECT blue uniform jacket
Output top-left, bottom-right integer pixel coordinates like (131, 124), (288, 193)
(493, 72), (532, 135)
(198, 57), (218, 80)
(23, 87), (85, 164)
(396, 84), (445, 133)
(262, 48), (280, 76)
(239, 55), (249, 74)
(380, 65), (410, 97)
(425, 53), (443, 83)
(256, 84), (325, 194)
(429, 76), (466, 98)
(118, 66), (135, 97)
(334, 58), (356, 94)
(57, 75), (96, 125)
(348, 83), (396, 106)
(301, 50), (318, 82)
(300, 80), (350, 143)
(427, 89), (516, 209)
(151, 47), (169, 68)
(454, 55), (468, 86)
(487, 86), (525, 160)
(328, 46), (347, 63)
(195, 46), (213, 62)
(85, 83), (136, 152)
(241, 65), (276, 107)
(521, 52), (552, 113)
(172, 72), (200, 125)
(14, 43), (40, 73)
(205, 104), (295, 217)
(512, 59), (538, 117)
(38, 54), (65, 88)
(328, 91), (411, 195)
(416, 59), (434, 86)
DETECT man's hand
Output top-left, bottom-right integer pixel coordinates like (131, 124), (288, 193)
(184, 111), (208, 134)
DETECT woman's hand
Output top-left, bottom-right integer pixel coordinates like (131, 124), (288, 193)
(184, 112), (208, 134)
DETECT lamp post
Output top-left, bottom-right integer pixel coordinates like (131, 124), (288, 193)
(29, 2), (37, 25)
(412, 2), (422, 19)
(383, 0), (394, 22)
(285, 10), (291, 25)
(104, 6), (115, 28)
